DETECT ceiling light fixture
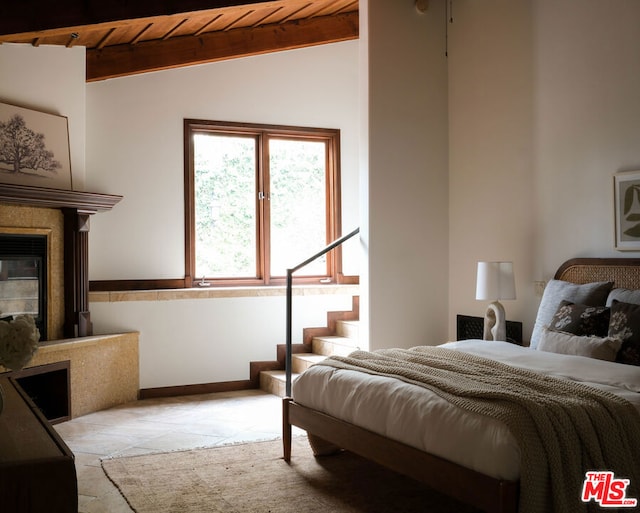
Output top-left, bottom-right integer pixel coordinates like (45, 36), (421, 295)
(415, 0), (428, 15)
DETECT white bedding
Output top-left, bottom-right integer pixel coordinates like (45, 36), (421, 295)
(291, 339), (640, 481)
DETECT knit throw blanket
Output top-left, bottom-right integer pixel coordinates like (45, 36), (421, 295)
(320, 346), (640, 513)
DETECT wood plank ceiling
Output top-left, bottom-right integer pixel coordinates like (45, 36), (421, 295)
(0, 0), (359, 82)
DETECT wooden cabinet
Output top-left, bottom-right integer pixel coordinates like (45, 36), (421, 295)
(0, 377), (77, 513)
(456, 314), (523, 345)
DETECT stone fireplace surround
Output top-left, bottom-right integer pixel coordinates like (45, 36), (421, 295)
(0, 184), (139, 418)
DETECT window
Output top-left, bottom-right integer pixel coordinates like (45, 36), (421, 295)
(184, 120), (342, 286)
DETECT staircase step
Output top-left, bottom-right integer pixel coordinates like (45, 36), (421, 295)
(292, 353), (327, 374)
(258, 295), (359, 397)
(336, 319), (359, 339)
(312, 335), (360, 356)
(260, 370), (299, 398)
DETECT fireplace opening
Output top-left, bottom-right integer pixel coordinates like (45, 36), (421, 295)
(0, 233), (48, 341)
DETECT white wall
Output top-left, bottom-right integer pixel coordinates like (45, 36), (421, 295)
(0, 44), (86, 187)
(448, 0), (640, 342)
(533, 0), (640, 270)
(357, 0), (371, 346)
(363, 0), (450, 350)
(448, 0), (535, 340)
(85, 41), (361, 388)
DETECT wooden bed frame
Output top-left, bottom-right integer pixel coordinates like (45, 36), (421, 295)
(282, 258), (640, 513)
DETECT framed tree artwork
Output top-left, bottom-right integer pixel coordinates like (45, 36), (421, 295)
(0, 102), (72, 190)
(614, 170), (640, 250)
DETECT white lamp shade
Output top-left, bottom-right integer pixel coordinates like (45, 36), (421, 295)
(475, 261), (516, 301)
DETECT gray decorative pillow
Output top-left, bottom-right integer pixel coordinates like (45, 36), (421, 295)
(537, 328), (622, 362)
(606, 288), (640, 307)
(549, 300), (610, 337)
(530, 280), (613, 349)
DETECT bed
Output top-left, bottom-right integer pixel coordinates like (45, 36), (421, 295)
(282, 258), (640, 513)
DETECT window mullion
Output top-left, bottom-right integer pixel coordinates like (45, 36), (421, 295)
(257, 132), (270, 284)
(260, 133), (271, 284)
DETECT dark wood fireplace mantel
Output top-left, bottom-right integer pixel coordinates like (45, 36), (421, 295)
(0, 184), (122, 213)
(0, 183), (122, 338)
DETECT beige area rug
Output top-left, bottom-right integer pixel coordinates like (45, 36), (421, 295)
(102, 437), (481, 513)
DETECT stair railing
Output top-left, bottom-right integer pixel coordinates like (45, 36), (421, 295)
(285, 227), (360, 397)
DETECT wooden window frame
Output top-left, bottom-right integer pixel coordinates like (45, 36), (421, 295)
(183, 119), (343, 287)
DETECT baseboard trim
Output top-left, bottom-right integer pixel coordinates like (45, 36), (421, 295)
(139, 379), (256, 399)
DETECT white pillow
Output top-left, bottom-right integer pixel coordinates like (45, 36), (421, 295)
(537, 328), (622, 362)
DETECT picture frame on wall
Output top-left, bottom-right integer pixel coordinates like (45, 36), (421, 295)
(0, 102), (72, 190)
(614, 169), (640, 250)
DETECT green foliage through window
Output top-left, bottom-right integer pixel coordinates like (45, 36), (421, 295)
(194, 134), (256, 277)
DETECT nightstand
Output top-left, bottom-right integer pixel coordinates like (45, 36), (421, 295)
(456, 314), (523, 345)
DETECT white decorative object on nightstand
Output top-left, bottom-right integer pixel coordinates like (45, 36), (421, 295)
(475, 261), (516, 342)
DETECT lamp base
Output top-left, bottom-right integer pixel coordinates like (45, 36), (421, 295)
(483, 301), (507, 342)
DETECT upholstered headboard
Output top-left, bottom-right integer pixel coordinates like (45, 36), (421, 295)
(555, 258), (640, 289)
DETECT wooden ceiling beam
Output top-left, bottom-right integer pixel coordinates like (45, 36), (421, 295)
(86, 11), (358, 82)
(0, 0), (277, 36)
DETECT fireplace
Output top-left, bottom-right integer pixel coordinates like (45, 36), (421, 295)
(0, 184), (122, 338)
(0, 186), (138, 422)
(0, 233), (48, 340)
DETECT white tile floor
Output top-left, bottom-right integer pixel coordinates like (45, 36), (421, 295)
(54, 390), (302, 513)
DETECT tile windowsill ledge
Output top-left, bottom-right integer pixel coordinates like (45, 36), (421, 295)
(89, 283), (360, 303)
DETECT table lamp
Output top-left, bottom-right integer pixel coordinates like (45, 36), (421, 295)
(475, 261), (516, 341)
